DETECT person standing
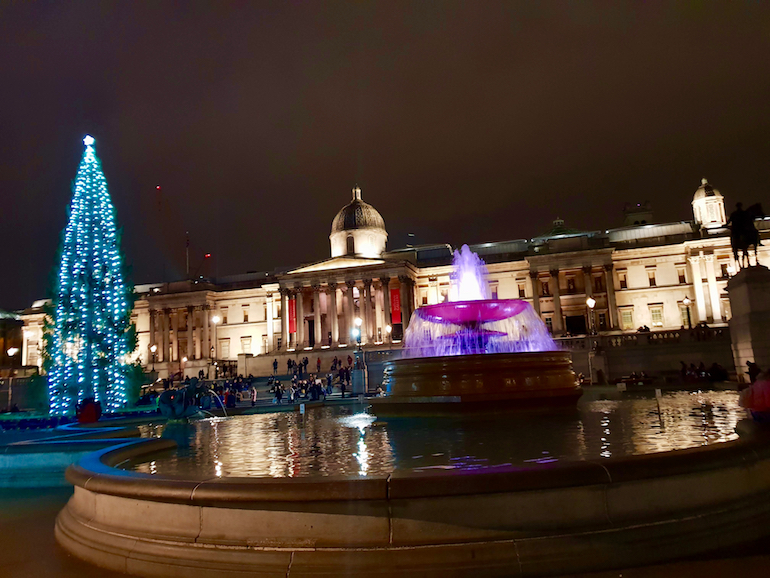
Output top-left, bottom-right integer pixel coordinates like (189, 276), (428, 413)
(250, 386), (258, 407)
(273, 358), (278, 374)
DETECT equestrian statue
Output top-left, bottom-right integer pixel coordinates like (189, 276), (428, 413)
(727, 202), (764, 269)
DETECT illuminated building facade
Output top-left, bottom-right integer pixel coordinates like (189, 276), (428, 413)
(19, 179), (770, 379)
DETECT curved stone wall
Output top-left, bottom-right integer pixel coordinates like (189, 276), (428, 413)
(56, 424), (770, 577)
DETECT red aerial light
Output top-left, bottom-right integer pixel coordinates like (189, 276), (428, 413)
(205, 253), (211, 258)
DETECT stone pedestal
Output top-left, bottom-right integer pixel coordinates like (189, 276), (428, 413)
(727, 265), (770, 382)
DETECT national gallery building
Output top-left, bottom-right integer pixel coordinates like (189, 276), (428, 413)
(19, 180), (770, 378)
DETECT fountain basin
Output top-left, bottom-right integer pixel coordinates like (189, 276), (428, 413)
(55, 423), (770, 577)
(372, 350), (581, 415)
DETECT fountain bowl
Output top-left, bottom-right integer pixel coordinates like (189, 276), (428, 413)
(416, 299), (529, 325)
(370, 349), (582, 415)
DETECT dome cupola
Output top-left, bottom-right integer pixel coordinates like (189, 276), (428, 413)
(330, 186), (387, 258)
(692, 177), (726, 229)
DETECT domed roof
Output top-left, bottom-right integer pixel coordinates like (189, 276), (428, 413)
(331, 187), (386, 234)
(693, 177), (723, 201)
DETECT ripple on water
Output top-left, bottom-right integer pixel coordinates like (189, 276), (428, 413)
(127, 390), (743, 478)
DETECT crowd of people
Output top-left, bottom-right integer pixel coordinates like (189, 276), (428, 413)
(679, 361), (730, 382)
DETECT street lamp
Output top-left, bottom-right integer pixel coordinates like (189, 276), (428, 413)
(682, 296), (693, 330)
(585, 297), (596, 334)
(211, 315), (220, 360)
(353, 317), (363, 349)
(6, 347), (19, 358)
(150, 344), (157, 372)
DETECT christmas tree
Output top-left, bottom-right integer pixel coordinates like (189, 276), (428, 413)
(46, 136), (135, 415)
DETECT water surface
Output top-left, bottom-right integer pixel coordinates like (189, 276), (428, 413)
(131, 389), (743, 478)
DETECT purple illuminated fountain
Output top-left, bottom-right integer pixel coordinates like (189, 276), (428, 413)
(403, 245), (558, 358)
(373, 245), (580, 414)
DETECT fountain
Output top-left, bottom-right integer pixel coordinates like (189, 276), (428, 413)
(371, 245), (581, 413)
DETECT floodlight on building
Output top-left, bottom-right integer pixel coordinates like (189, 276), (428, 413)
(211, 315), (221, 324)
(385, 325), (392, 334)
(354, 317), (363, 327)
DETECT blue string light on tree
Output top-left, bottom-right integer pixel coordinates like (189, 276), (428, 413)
(46, 136), (135, 415)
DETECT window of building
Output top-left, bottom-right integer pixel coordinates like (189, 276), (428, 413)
(262, 335), (268, 354)
(518, 283), (526, 298)
(263, 303), (267, 320)
(491, 287), (499, 299)
(679, 304), (690, 328)
(27, 341), (39, 366)
(346, 235), (355, 255)
(422, 295), (428, 305)
(219, 338), (230, 359)
(276, 302), (281, 318)
(541, 281), (550, 296)
(720, 263), (730, 279)
(618, 272), (627, 289)
(567, 278), (576, 294)
(441, 289), (449, 302)
(242, 304), (249, 323)
(593, 276), (604, 292)
(647, 270), (656, 287)
(221, 307), (228, 325)
(598, 313), (607, 331)
(241, 336), (252, 354)
(677, 268), (686, 284)
(544, 317), (553, 333)
(649, 305), (663, 327)
(620, 308), (634, 330)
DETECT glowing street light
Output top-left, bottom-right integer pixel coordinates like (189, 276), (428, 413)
(682, 296), (693, 330)
(585, 297), (596, 334)
(6, 348), (19, 357)
(211, 315), (221, 325)
(149, 344), (157, 371)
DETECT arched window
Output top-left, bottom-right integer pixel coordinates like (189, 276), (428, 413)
(347, 235), (355, 255)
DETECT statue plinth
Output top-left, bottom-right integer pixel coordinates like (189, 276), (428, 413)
(727, 265), (770, 382)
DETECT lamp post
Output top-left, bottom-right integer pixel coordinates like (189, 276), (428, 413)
(683, 296), (692, 330)
(5, 348), (18, 411)
(585, 297), (596, 335)
(149, 344), (157, 372)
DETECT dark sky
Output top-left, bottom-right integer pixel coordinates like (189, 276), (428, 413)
(2, 1), (770, 310)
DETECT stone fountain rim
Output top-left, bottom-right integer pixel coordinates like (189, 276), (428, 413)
(64, 419), (770, 504)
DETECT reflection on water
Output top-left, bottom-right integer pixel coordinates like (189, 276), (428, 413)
(130, 390), (743, 478)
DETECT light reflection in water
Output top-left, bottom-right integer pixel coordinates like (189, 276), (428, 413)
(131, 390), (744, 478)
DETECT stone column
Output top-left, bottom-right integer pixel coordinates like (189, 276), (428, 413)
(604, 264), (618, 329)
(328, 282), (339, 347)
(149, 309), (156, 351)
(374, 280), (383, 341)
(265, 294), (274, 353)
(296, 288), (305, 349)
(705, 254), (722, 322)
(380, 277), (391, 342)
(688, 256), (707, 323)
(202, 305), (210, 359)
(345, 280), (356, 344)
(280, 289), (289, 351)
(171, 310), (179, 362)
(583, 266), (594, 332)
(528, 271), (541, 317)
(398, 276), (410, 330)
(195, 308), (202, 359)
(313, 285), (322, 348)
(363, 279), (373, 343)
(161, 309), (170, 362)
(186, 306), (194, 360)
(550, 269), (563, 334)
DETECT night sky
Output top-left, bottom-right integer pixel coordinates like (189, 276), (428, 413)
(2, 2), (770, 310)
